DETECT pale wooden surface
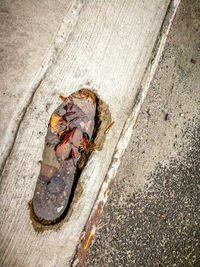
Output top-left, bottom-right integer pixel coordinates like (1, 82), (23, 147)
(0, 0), (170, 266)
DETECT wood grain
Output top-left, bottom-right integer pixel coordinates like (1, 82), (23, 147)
(0, 0), (170, 266)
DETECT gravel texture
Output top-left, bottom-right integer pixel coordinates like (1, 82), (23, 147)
(84, 1), (200, 266)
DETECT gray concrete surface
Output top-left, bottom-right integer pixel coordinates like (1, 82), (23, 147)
(84, 0), (200, 266)
(0, 0), (73, 169)
(0, 1), (171, 266)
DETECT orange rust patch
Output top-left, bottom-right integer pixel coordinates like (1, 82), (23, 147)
(104, 121), (115, 134)
(84, 230), (93, 250)
(73, 179), (115, 266)
(74, 201), (103, 266)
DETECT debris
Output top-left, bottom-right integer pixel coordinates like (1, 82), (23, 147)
(146, 108), (151, 116)
(164, 113), (169, 121)
(104, 121), (115, 134)
(190, 58), (196, 64)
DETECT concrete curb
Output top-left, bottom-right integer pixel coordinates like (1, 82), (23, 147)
(72, 0), (181, 266)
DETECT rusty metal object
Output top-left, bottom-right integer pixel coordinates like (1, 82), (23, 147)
(32, 89), (96, 224)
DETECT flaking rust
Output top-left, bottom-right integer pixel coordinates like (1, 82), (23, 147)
(32, 89), (96, 224)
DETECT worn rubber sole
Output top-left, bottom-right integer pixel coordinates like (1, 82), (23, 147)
(32, 89), (96, 224)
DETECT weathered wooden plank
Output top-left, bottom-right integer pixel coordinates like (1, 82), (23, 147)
(0, 0), (170, 266)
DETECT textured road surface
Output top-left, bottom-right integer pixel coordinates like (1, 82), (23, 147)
(84, 1), (200, 266)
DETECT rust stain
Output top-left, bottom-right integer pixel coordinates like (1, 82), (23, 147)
(104, 121), (115, 134)
(84, 230), (93, 250)
(73, 201), (103, 266)
(73, 179), (115, 266)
